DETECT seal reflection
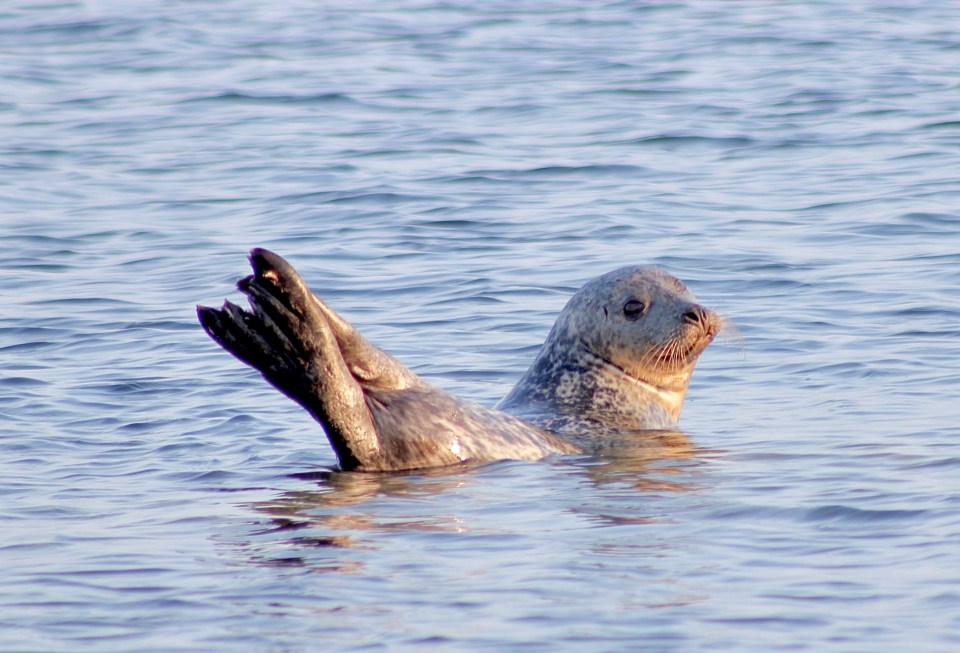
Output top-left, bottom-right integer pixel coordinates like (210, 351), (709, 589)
(236, 436), (707, 572)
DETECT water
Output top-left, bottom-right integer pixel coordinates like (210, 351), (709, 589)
(3, 1), (960, 651)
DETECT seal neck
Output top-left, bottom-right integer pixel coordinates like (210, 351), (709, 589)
(575, 339), (687, 422)
(498, 334), (683, 432)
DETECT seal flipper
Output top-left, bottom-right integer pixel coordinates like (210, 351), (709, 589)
(309, 294), (417, 390)
(248, 249), (416, 392)
(198, 249), (382, 470)
(199, 249), (581, 471)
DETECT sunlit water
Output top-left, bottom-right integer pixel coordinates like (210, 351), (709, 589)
(3, 1), (960, 651)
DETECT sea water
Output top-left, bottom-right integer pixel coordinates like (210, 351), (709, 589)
(2, 1), (959, 651)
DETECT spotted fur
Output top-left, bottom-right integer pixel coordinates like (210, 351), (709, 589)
(498, 267), (721, 446)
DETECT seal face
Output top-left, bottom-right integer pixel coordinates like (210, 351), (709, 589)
(198, 250), (720, 472)
(497, 267), (722, 444)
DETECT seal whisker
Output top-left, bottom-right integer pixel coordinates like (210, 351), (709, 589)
(715, 313), (745, 356)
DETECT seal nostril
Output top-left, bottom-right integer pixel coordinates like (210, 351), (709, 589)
(683, 308), (703, 325)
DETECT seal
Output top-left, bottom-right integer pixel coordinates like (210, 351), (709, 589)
(197, 249), (720, 471)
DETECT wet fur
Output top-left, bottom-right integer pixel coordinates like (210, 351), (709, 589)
(198, 249), (577, 471)
(199, 250), (719, 471)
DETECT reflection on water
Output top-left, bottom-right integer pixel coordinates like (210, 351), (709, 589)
(272, 463), (484, 508)
(240, 434), (704, 571)
(242, 464), (484, 572)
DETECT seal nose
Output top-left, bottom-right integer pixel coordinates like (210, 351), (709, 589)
(683, 305), (721, 336)
(683, 306), (706, 326)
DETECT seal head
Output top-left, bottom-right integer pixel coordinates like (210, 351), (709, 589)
(497, 266), (721, 440)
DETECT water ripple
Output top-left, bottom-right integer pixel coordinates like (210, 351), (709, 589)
(2, 1), (960, 651)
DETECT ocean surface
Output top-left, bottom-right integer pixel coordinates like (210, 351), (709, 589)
(3, 1), (960, 651)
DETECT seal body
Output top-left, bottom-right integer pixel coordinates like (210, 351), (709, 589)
(198, 250), (719, 471)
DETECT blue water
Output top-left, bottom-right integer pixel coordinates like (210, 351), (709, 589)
(3, 1), (960, 651)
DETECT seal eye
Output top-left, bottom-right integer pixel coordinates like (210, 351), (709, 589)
(623, 299), (645, 320)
